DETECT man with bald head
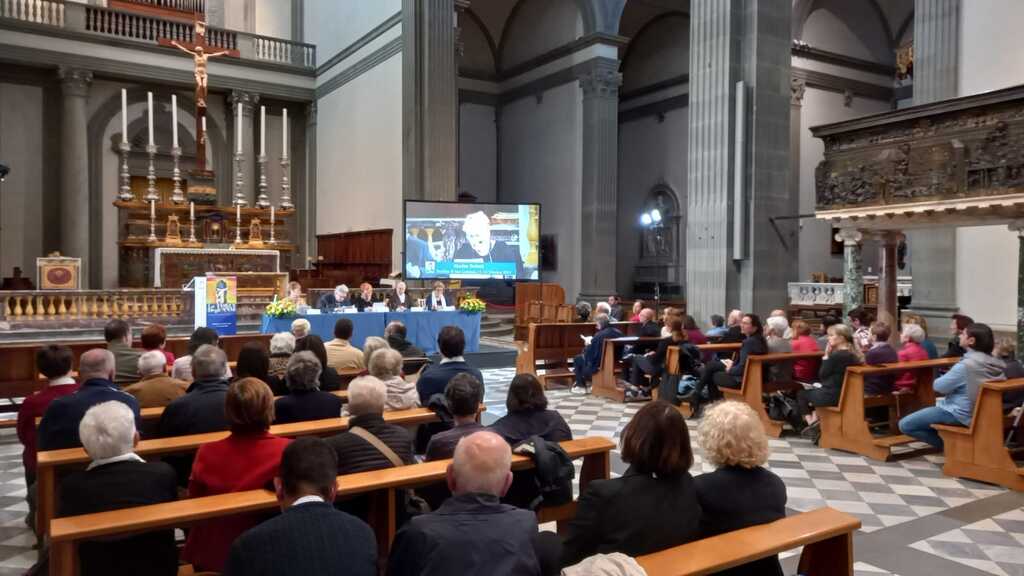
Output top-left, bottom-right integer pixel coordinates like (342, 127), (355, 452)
(388, 431), (547, 575)
(38, 349), (141, 451)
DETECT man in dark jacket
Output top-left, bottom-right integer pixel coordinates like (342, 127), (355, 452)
(325, 377), (414, 473)
(416, 326), (483, 404)
(571, 314), (623, 394)
(157, 344), (230, 484)
(316, 284), (351, 312)
(38, 349), (141, 451)
(385, 321), (426, 358)
(225, 437), (376, 576)
(388, 431), (549, 576)
(633, 308), (662, 354)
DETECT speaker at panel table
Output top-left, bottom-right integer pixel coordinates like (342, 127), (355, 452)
(404, 201), (540, 281)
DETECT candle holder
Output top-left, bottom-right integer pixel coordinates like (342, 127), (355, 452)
(188, 209), (197, 243)
(148, 206), (158, 242)
(233, 153), (247, 207)
(269, 212), (276, 244)
(235, 208), (243, 244)
(256, 154), (270, 208)
(145, 144), (159, 202)
(170, 146), (185, 204)
(280, 156), (293, 209)
(118, 141), (133, 202)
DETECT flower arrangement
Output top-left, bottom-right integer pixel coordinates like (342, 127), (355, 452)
(265, 297), (297, 318)
(459, 297), (486, 313)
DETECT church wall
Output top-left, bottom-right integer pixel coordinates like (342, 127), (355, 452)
(0, 83), (46, 279)
(498, 82), (583, 301)
(458, 103), (497, 203)
(953, 0), (1024, 332)
(254, 0), (291, 40)
(499, 0), (584, 71)
(305, 0), (400, 66)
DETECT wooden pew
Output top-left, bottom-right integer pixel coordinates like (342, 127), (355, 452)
(515, 322), (637, 388)
(720, 351), (825, 437)
(591, 336), (664, 402)
(48, 437), (615, 575)
(818, 358), (957, 461)
(35, 405), (460, 537)
(934, 378), (1024, 491)
(665, 344), (742, 416)
(635, 507), (860, 576)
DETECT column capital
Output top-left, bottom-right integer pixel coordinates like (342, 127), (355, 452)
(578, 60), (621, 100)
(58, 67), (92, 97)
(229, 90), (260, 116)
(790, 77), (806, 106)
(835, 228), (863, 245)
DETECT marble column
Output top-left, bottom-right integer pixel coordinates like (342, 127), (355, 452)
(836, 228), (864, 318)
(1011, 221), (1024, 356)
(402, 0), (458, 201)
(229, 90), (259, 205)
(876, 231), (904, 345)
(578, 59), (621, 300)
(58, 66), (92, 284)
(304, 101), (318, 263)
(907, 0), (961, 338)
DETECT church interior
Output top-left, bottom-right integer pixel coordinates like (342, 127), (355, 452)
(1, 0), (1024, 574)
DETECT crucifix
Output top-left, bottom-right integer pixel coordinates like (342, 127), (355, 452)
(169, 19), (231, 172)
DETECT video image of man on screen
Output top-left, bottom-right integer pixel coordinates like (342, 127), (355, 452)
(452, 211), (523, 279)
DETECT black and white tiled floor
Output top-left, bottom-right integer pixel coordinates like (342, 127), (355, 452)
(0, 366), (1021, 574)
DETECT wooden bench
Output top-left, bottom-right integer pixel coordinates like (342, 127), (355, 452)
(515, 322), (637, 388)
(35, 405), (464, 537)
(635, 507), (860, 576)
(818, 358), (957, 461)
(48, 437), (615, 576)
(665, 344), (742, 417)
(934, 378), (1024, 491)
(591, 337), (665, 402)
(720, 351), (825, 437)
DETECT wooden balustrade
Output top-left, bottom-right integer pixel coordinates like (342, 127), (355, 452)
(0, 0), (64, 25)
(114, 0), (205, 15)
(0, 290), (186, 324)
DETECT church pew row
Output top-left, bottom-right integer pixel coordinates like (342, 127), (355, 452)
(720, 351), (825, 437)
(592, 340), (742, 403)
(47, 437), (616, 576)
(934, 378), (1024, 491)
(819, 358), (958, 461)
(35, 405), (475, 537)
(635, 507), (860, 576)
(514, 322), (639, 388)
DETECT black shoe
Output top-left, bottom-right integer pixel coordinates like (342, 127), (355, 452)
(800, 420), (821, 440)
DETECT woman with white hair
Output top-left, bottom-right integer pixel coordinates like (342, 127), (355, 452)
(764, 315), (793, 384)
(290, 318), (311, 340)
(695, 401), (786, 576)
(274, 351), (344, 424)
(267, 331), (296, 392)
(361, 336), (391, 373)
(59, 401), (179, 575)
(895, 323), (930, 392)
(369, 348), (418, 411)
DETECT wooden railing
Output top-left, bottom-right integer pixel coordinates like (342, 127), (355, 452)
(0, 289), (186, 324)
(115, 0), (205, 15)
(0, 0), (63, 25)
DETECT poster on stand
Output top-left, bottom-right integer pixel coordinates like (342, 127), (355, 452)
(193, 275), (237, 335)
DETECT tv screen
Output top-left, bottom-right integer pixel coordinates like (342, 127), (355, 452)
(404, 201), (540, 280)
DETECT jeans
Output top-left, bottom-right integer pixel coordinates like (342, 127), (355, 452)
(898, 406), (963, 449)
(573, 354), (593, 388)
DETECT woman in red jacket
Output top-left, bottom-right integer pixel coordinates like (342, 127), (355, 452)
(184, 378), (291, 572)
(789, 320), (821, 383)
(895, 323), (930, 391)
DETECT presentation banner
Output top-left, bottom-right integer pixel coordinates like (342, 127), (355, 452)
(193, 275), (238, 336)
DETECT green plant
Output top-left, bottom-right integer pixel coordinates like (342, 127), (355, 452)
(459, 297), (486, 313)
(265, 297), (297, 318)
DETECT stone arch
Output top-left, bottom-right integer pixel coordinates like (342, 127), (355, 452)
(799, 0), (896, 64)
(619, 11), (689, 95)
(794, 0), (895, 52)
(497, 0), (584, 73)
(461, 8), (499, 79)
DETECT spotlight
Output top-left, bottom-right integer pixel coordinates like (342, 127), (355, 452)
(650, 209), (661, 223)
(0, 163), (8, 183)
(640, 213), (652, 226)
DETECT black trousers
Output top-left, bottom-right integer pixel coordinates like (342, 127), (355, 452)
(630, 356), (662, 388)
(692, 359), (739, 402)
(796, 387), (840, 418)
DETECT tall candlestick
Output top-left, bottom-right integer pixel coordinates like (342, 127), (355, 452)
(188, 201), (197, 243)
(281, 108), (288, 159)
(151, 199), (155, 220)
(235, 204), (243, 244)
(190, 201), (195, 221)
(236, 101), (243, 154)
(121, 89), (128, 143)
(171, 94), (178, 148)
(148, 200), (157, 241)
(147, 91), (154, 146)
(259, 105), (266, 157)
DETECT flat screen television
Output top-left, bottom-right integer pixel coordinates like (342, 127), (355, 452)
(404, 200), (541, 280)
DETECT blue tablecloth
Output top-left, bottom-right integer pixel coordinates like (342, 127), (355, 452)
(260, 310), (480, 354)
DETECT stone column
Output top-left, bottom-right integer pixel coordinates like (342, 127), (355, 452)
(58, 67), (92, 284)
(402, 0), (458, 201)
(304, 101), (318, 262)
(876, 231), (904, 344)
(578, 59), (621, 300)
(1011, 221), (1024, 355)
(229, 90), (259, 205)
(836, 228), (864, 318)
(907, 0), (961, 337)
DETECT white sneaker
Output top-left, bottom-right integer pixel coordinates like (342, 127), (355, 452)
(571, 385), (589, 395)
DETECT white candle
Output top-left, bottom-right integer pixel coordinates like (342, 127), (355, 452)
(281, 108), (288, 159)
(121, 89), (128, 144)
(201, 115), (207, 136)
(190, 201), (195, 221)
(150, 200), (155, 219)
(270, 205), (275, 226)
(259, 105), (266, 157)
(236, 102), (243, 154)
(171, 94), (178, 148)
(147, 91), (154, 146)
(236, 203), (241, 223)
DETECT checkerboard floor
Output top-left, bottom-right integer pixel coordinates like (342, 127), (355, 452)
(0, 366), (1021, 575)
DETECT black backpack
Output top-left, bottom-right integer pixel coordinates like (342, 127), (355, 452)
(513, 435), (575, 510)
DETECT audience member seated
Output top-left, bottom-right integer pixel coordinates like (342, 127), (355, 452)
(352, 282), (377, 312)
(607, 295), (624, 321)
(945, 313), (974, 358)
(595, 300), (612, 318)
(370, 348), (417, 410)
(105, 319), (141, 387)
(225, 437), (376, 576)
(789, 319), (821, 383)
(628, 299), (644, 322)
(233, 341), (271, 385)
(684, 314), (709, 350)
(386, 321), (426, 358)
(326, 377), (414, 474)
(171, 327), (229, 382)
(695, 401), (786, 576)
(635, 307), (661, 344)
(141, 323), (174, 367)
(996, 338), (1024, 408)
(285, 281), (305, 306)
(158, 344), (231, 484)
(417, 326), (483, 404)
(629, 317), (697, 400)
(295, 334), (342, 391)
(317, 284), (351, 312)
(895, 324), (931, 392)
(425, 280), (450, 311)
(575, 301), (592, 323)
(387, 280), (411, 311)
(561, 401), (700, 566)
(847, 307), (873, 352)
(660, 307), (682, 338)
(124, 351), (188, 408)
(361, 336), (391, 373)
(899, 323), (1005, 449)
(185, 378), (291, 572)
(389, 431), (552, 576)
(864, 322), (899, 395)
(274, 351), (344, 424)
(765, 315), (793, 383)
(902, 312), (939, 359)
(291, 318), (311, 343)
(39, 349), (140, 451)
(490, 374), (571, 447)
(816, 315), (840, 351)
(720, 309), (745, 344)
(267, 332), (296, 395)
(571, 314), (623, 394)
(325, 318), (365, 372)
(769, 309), (792, 339)
(796, 324), (863, 441)
(58, 402), (178, 576)
(686, 314), (767, 418)
(706, 314), (727, 339)
(425, 374), (485, 461)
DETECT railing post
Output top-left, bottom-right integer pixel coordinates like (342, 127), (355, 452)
(64, 1), (85, 30)
(235, 31), (255, 60)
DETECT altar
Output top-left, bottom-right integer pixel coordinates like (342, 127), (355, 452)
(153, 248), (279, 288)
